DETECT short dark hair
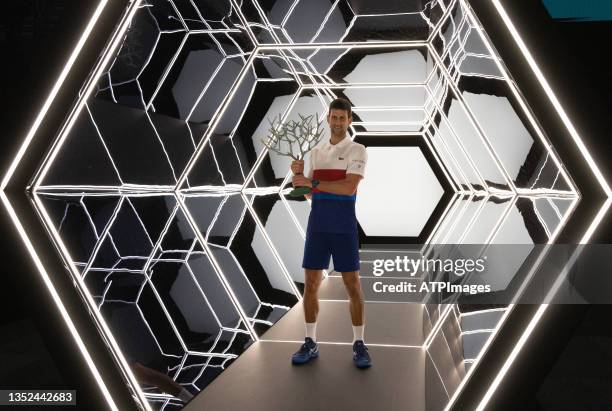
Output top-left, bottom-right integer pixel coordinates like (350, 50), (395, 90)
(328, 98), (352, 117)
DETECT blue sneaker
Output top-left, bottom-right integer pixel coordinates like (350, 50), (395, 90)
(291, 337), (319, 364)
(353, 340), (372, 369)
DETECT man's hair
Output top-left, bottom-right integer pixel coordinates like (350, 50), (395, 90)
(328, 98), (352, 117)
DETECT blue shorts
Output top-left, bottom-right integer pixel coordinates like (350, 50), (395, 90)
(302, 231), (360, 272)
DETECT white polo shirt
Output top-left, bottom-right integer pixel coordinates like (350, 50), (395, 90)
(305, 137), (368, 233)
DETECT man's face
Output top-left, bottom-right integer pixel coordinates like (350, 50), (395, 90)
(327, 108), (352, 138)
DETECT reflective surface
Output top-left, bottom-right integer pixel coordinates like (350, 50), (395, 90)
(30, 0), (579, 410)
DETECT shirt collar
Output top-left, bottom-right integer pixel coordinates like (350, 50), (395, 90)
(324, 136), (351, 150)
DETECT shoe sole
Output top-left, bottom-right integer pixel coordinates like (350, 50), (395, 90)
(354, 357), (372, 369)
(291, 351), (319, 365)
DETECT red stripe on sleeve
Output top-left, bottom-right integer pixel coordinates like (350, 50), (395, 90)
(312, 169), (346, 193)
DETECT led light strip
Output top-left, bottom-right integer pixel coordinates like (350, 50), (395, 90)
(425, 80), (489, 190)
(239, 192), (302, 298)
(175, 195), (260, 340)
(31, 191), (153, 410)
(0, 192), (121, 411)
(1, 0), (112, 190)
(450, 2), (610, 409)
(428, 45), (517, 194)
(32, 1), (144, 190)
(0, 1), (152, 410)
(461, 0), (577, 195)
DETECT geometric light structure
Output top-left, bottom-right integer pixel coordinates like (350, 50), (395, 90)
(1, 0), (609, 410)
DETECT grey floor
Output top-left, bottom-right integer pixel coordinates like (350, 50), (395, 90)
(183, 273), (455, 411)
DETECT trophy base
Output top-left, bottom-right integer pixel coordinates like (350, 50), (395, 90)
(288, 186), (312, 197)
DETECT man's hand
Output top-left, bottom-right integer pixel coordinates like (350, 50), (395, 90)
(292, 175), (312, 188)
(290, 159), (304, 175)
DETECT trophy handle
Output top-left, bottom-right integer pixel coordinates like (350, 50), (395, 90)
(289, 186), (312, 197)
(289, 154), (311, 197)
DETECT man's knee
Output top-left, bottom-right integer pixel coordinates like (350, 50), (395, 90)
(346, 286), (364, 301)
(305, 281), (321, 295)
(342, 273), (363, 300)
(304, 270), (323, 294)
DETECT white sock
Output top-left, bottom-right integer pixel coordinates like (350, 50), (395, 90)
(177, 388), (193, 403)
(305, 322), (317, 341)
(353, 325), (364, 343)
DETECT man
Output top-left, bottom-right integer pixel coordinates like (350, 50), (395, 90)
(290, 97), (372, 369)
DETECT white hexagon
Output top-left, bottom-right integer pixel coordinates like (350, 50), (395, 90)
(356, 146), (445, 237)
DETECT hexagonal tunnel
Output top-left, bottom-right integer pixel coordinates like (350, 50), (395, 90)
(22, 0), (584, 410)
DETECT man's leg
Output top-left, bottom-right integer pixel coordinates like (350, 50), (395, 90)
(303, 269), (324, 325)
(341, 272), (371, 368)
(300, 230), (329, 343)
(291, 269), (323, 364)
(341, 271), (365, 329)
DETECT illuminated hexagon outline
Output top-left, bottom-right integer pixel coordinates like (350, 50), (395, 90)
(351, 135), (455, 244)
(0, 1), (609, 411)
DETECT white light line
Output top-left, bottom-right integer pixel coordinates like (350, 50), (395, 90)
(450, 206), (581, 411)
(425, 193), (462, 246)
(279, 194), (306, 239)
(30, 1), (144, 191)
(440, 193), (473, 245)
(1, 194), (119, 411)
(481, 195), (516, 246)
(36, 185), (176, 195)
(425, 82), (488, 190)
(259, 41), (428, 50)
(459, 307), (507, 318)
(31, 192), (152, 410)
(424, 125), (469, 190)
(280, 0), (300, 26)
(463, 0), (580, 196)
(429, 45), (517, 193)
(228, 0), (258, 46)
(176, 51), (258, 189)
(309, 1), (339, 43)
(531, 198), (552, 238)
(175, 196), (259, 340)
(455, 194), (488, 244)
(2, 0), (109, 190)
(461, 329), (495, 336)
(461, 5), (612, 408)
(426, 0), (458, 44)
(426, 350), (451, 399)
(423, 126), (461, 191)
(85, 104), (124, 184)
(145, 32), (189, 110)
(185, 58), (226, 121)
(240, 193), (302, 298)
(424, 304), (454, 349)
(426, 194), (462, 246)
(259, 339), (421, 348)
(81, 197), (124, 279)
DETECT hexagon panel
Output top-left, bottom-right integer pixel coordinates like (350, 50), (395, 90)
(356, 146), (445, 237)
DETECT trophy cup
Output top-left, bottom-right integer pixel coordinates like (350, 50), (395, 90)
(261, 113), (325, 197)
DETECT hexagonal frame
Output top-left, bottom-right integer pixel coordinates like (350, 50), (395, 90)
(1, 1), (610, 411)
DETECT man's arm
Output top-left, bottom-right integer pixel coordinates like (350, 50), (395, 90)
(291, 158), (313, 199)
(292, 173), (363, 196)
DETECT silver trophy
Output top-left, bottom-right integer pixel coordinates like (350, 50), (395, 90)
(261, 113), (325, 197)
